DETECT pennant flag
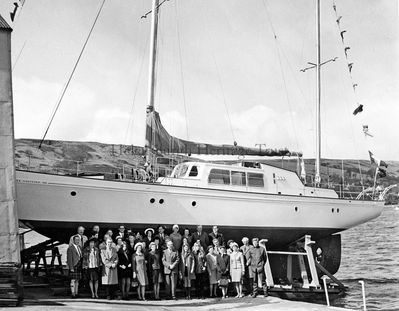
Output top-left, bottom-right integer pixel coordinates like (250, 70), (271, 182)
(348, 62), (353, 73)
(352, 83), (358, 90)
(344, 47), (350, 58)
(378, 167), (387, 178)
(336, 16), (342, 24)
(353, 104), (363, 115)
(369, 150), (388, 168)
(10, 2), (19, 22)
(340, 30), (347, 41)
(333, 4), (337, 12)
(363, 125), (373, 137)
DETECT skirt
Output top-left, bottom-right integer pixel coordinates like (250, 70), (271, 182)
(88, 268), (99, 281)
(152, 269), (163, 284)
(69, 265), (82, 280)
(209, 269), (218, 285)
(230, 268), (242, 283)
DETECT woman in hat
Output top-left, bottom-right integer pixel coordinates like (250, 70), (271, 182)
(143, 228), (155, 247)
(117, 241), (132, 300)
(132, 242), (148, 300)
(230, 242), (245, 298)
(218, 245), (230, 299)
(169, 224), (182, 251)
(148, 242), (162, 300)
(180, 243), (195, 299)
(82, 238), (101, 298)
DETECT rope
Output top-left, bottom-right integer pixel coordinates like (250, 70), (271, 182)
(38, 0), (106, 148)
(212, 55), (236, 143)
(12, 40), (26, 71)
(174, 0), (190, 140)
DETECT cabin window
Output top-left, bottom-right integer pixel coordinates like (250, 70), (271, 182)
(248, 173), (264, 187)
(173, 164), (189, 178)
(208, 169), (230, 185)
(231, 171), (246, 186)
(189, 166), (198, 177)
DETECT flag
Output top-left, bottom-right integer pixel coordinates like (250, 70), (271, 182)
(378, 167), (387, 178)
(363, 125), (373, 137)
(352, 83), (358, 90)
(348, 63), (353, 73)
(336, 16), (342, 24)
(344, 46), (350, 58)
(10, 2), (18, 22)
(369, 151), (388, 168)
(340, 30), (346, 42)
(353, 104), (363, 115)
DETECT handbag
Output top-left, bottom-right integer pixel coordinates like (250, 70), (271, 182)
(218, 278), (230, 287)
(131, 277), (139, 288)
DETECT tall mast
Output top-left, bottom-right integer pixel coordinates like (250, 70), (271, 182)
(147, 0), (159, 110)
(315, 0), (321, 186)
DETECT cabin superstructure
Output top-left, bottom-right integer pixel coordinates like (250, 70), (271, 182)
(159, 161), (338, 198)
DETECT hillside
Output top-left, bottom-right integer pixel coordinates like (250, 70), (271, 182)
(14, 139), (399, 202)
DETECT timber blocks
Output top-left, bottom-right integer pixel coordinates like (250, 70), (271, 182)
(0, 263), (23, 306)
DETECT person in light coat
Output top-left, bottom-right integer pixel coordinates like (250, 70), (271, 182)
(100, 237), (119, 300)
(162, 240), (180, 300)
(230, 242), (245, 297)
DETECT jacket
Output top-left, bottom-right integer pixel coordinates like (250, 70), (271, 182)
(193, 250), (207, 274)
(180, 251), (196, 280)
(67, 244), (82, 269)
(208, 232), (225, 247)
(100, 247), (119, 285)
(191, 231), (209, 249)
(248, 246), (267, 273)
(82, 246), (100, 269)
(162, 248), (180, 274)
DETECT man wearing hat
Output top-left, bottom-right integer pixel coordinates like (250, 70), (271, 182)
(162, 241), (180, 300)
(240, 237), (254, 296)
(169, 224), (182, 251)
(248, 237), (268, 298)
(156, 225), (169, 250)
(191, 225), (209, 250)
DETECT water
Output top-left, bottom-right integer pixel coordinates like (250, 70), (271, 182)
(22, 207), (399, 310)
(334, 206), (399, 311)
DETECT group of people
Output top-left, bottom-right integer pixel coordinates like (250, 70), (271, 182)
(66, 224), (269, 300)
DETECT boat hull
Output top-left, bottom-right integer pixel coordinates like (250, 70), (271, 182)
(15, 170), (383, 275)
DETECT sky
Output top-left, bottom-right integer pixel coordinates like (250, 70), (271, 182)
(0, 0), (398, 160)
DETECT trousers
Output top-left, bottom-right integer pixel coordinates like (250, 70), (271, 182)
(164, 273), (178, 298)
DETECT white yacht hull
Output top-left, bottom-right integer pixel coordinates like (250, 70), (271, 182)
(16, 170), (383, 243)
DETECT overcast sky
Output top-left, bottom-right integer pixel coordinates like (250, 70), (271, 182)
(0, 0), (397, 160)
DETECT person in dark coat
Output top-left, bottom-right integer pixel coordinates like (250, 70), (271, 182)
(240, 237), (254, 296)
(248, 238), (268, 297)
(126, 234), (136, 255)
(179, 243), (195, 299)
(219, 245), (230, 299)
(156, 225), (168, 250)
(117, 242), (132, 300)
(67, 235), (83, 298)
(182, 228), (193, 247)
(148, 242), (162, 300)
(192, 225), (209, 250)
(143, 228), (155, 247)
(82, 238), (101, 298)
(209, 225), (225, 247)
(192, 242), (206, 299)
(162, 240), (180, 300)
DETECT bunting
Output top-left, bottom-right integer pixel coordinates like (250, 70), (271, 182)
(9, 0), (25, 22)
(333, 2), (363, 116)
(362, 125), (373, 137)
(369, 151), (388, 179)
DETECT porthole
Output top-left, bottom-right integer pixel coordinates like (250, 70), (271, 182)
(192, 201), (197, 207)
(70, 191), (76, 196)
(332, 208), (335, 213)
(295, 206), (298, 212)
(150, 198), (155, 204)
(337, 208), (340, 213)
(159, 199), (164, 204)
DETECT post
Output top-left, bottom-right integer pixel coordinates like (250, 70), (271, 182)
(0, 14), (23, 305)
(315, 0), (321, 187)
(359, 280), (367, 311)
(322, 276), (330, 306)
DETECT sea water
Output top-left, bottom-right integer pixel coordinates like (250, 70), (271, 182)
(22, 207), (398, 310)
(335, 206), (399, 311)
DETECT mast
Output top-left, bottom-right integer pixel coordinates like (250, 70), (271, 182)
(147, 0), (159, 110)
(315, 0), (321, 186)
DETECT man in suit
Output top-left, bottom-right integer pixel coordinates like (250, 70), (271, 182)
(191, 225), (209, 249)
(67, 235), (83, 298)
(156, 225), (168, 250)
(69, 226), (88, 247)
(115, 224), (126, 241)
(162, 241), (180, 299)
(248, 237), (268, 298)
(240, 237), (254, 296)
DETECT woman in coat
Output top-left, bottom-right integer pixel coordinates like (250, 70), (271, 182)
(192, 242), (206, 299)
(180, 243), (195, 299)
(82, 238), (101, 298)
(100, 237), (119, 300)
(117, 242), (132, 300)
(132, 242), (148, 300)
(206, 245), (221, 298)
(219, 245), (230, 299)
(148, 242), (162, 300)
(230, 242), (245, 298)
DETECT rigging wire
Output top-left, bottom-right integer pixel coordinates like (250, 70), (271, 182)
(174, 0), (190, 141)
(261, 0), (299, 151)
(212, 55), (236, 144)
(38, 0), (106, 148)
(12, 40), (26, 71)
